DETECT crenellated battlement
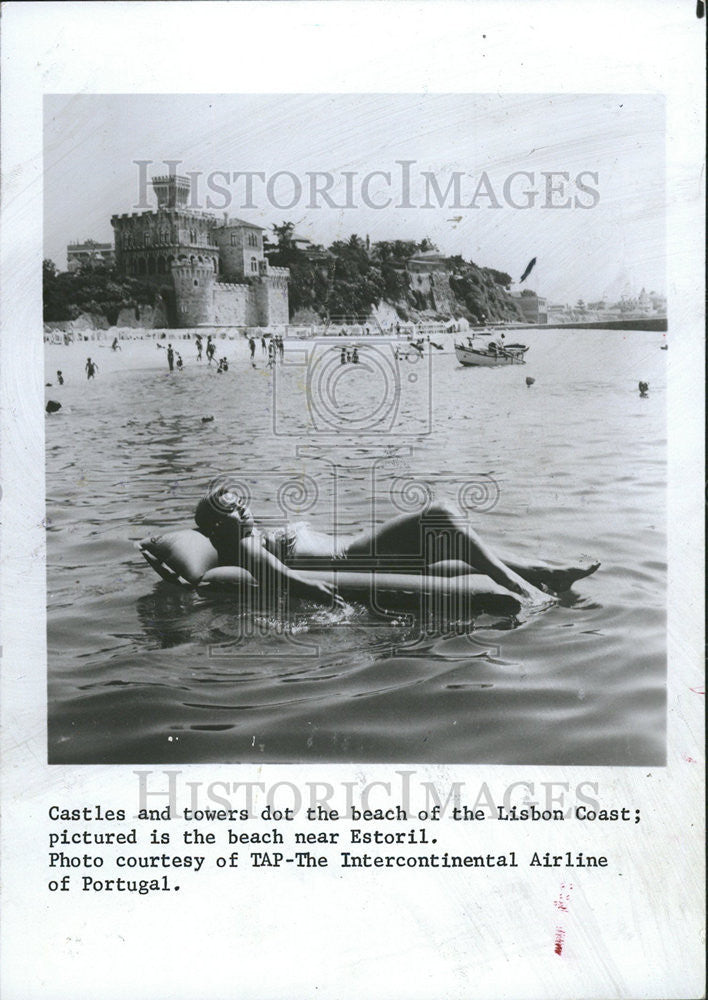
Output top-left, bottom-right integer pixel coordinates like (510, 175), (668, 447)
(152, 174), (191, 186)
(112, 209), (217, 223)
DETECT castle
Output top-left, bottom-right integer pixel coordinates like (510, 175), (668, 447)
(111, 175), (289, 328)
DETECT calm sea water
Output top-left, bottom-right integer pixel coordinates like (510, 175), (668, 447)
(46, 329), (666, 764)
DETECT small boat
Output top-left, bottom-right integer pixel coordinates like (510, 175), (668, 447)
(455, 339), (528, 367)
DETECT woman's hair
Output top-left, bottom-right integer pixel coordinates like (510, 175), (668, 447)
(194, 480), (242, 535)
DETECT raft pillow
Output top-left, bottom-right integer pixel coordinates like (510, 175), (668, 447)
(139, 529), (219, 585)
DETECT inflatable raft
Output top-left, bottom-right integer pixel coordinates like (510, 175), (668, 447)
(138, 529), (522, 617)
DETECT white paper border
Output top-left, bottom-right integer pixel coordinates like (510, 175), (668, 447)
(1, 3), (704, 998)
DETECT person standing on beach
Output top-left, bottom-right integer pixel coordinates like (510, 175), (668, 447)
(196, 335), (203, 361)
(85, 358), (98, 379)
(176, 353), (184, 372)
(206, 337), (216, 365)
(248, 337), (256, 363)
(261, 335), (267, 356)
(57, 370), (64, 385)
(167, 343), (175, 372)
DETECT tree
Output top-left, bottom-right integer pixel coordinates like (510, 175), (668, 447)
(272, 222), (295, 248)
(43, 262), (156, 324)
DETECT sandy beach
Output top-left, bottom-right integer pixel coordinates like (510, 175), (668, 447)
(43, 325), (463, 386)
(44, 330), (258, 381)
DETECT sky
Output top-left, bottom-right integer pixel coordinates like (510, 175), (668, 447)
(43, 93), (665, 304)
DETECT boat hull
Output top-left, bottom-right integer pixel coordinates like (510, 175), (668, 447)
(454, 344), (527, 366)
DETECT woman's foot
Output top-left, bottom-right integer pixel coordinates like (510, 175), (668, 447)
(524, 557), (601, 593)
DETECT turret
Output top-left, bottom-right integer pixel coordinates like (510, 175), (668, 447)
(152, 175), (191, 210)
(171, 258), (214, 325)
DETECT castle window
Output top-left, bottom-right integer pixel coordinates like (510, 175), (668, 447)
(144, 233), (150, 247)
(194, 280), (199, 287)
(230, 233), (238, 246)
(250, 257), (258, 273)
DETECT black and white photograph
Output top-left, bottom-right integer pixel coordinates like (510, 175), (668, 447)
(43, 93), (667, 766)
(1, 4), (704, 999)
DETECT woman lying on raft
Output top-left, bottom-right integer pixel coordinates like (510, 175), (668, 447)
(192, 480), (600, 613)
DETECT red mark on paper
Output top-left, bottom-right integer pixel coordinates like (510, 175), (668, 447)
(553, 882), (573, 912)
(682, 753), (698, 763)
(689, 686), (704, 695)
(554, 927), (565, 955)
(553, 884), (572, 955)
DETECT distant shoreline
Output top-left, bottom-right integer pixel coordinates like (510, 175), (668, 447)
(499, 317), (667, 333)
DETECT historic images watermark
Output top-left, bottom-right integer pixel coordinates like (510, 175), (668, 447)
(133, 768), (604, 820)
(133, 159), (601, 213)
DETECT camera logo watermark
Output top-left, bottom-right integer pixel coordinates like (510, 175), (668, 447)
(272, 338), (433, 437)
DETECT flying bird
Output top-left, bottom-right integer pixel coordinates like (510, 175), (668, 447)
(520, 257), (537, 283)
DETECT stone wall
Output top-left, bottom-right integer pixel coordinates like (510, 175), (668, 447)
(212, 283), (257, 326)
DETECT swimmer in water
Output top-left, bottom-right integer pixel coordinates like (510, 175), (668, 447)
(194, 480), (600, 608)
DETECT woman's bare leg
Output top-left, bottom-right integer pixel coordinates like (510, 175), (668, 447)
(344, 505), (552, 603)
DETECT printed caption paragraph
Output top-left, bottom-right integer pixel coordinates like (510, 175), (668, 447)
(46, 799), (641, 896)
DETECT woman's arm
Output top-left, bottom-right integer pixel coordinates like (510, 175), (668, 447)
(238, 535), (342, 605)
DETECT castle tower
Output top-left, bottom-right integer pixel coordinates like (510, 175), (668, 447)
(152, 175), (191, 210)
(171, 259), (215, 326)
(110, 171), (290, 328)
(111, 174), (218, 286)
(255, 267), (290, 326)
